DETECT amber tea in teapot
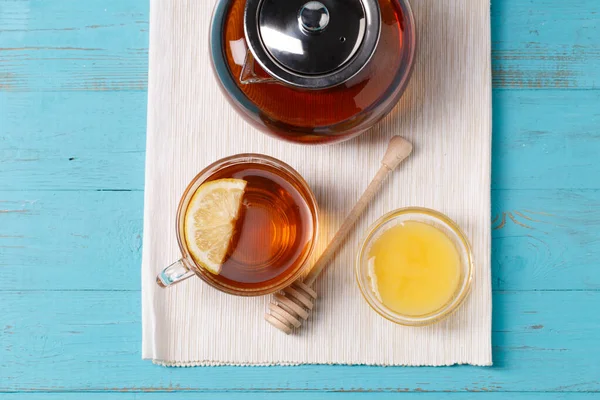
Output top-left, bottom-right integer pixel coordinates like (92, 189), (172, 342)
(211, 0), (416, 144)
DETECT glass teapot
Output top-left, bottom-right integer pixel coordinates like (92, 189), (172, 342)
(210, 0), (416, 144)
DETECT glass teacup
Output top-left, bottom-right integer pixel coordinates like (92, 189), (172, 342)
(157, 154), (319, 296)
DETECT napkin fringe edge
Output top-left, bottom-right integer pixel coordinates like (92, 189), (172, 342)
(151, 359), (493, 368)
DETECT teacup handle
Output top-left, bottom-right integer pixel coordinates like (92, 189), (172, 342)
(156, 259), (195, 288)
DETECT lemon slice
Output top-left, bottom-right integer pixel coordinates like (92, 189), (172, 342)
(184, 178), (247, 275)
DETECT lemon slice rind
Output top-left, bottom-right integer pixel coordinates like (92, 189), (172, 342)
(184, 178), (247, 275)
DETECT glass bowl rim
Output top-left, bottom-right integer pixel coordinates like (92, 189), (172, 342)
(355, 207), (474, 326)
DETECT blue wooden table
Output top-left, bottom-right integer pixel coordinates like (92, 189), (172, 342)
(1, 0), (599, 398)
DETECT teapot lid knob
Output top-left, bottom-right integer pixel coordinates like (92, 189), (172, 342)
(298, 2), (330, 34)
(244, 0), (381, 89)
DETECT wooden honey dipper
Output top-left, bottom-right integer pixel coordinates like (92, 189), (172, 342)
(265, 136), (414, 333)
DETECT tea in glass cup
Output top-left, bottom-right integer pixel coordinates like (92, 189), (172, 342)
(157, 154), (319, 296)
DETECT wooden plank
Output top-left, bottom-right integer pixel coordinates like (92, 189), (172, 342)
(0, 191), (143, 291)
(1, 291), (599, 392)
(0, 0), (148, 92)
(2, 90), (600, 192)
(491, 0), (600, 89)
(0, 0), (599, 91)
(1, 188), (599, 291)
(1, 393), (597, 399)
(0, 92), (146, 191)
(491, 189), (600, 291)
(492, 90), (600, 190)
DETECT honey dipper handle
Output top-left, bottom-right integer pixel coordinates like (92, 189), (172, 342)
(304, 136), (413, 286)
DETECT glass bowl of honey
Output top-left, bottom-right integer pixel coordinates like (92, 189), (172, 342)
(356, 208), (473, 326)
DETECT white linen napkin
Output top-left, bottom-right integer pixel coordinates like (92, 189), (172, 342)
(142, 0), (492, 366)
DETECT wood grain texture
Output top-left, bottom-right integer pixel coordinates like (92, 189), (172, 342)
(2, 395), (599, 399)
(491, 189), (600, 291)
(0, 92), (146, 191)
(1, 395), (598, 399)
(491, 0), (600, 89)
(2, 90), (600, 191)
(492, 90), (600, 190)
(1, 189), (597, 291)
(0, 0), (148, 92)
(1, 0), (599, 91)
(1, 291), (599, 392)
(1, 0), (599, 397)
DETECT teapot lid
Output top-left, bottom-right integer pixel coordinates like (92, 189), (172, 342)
(244, 0), (381, 89)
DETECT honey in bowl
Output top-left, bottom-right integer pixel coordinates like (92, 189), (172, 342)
(367, 221), (461, 317)
(356, 208), (473, 326)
